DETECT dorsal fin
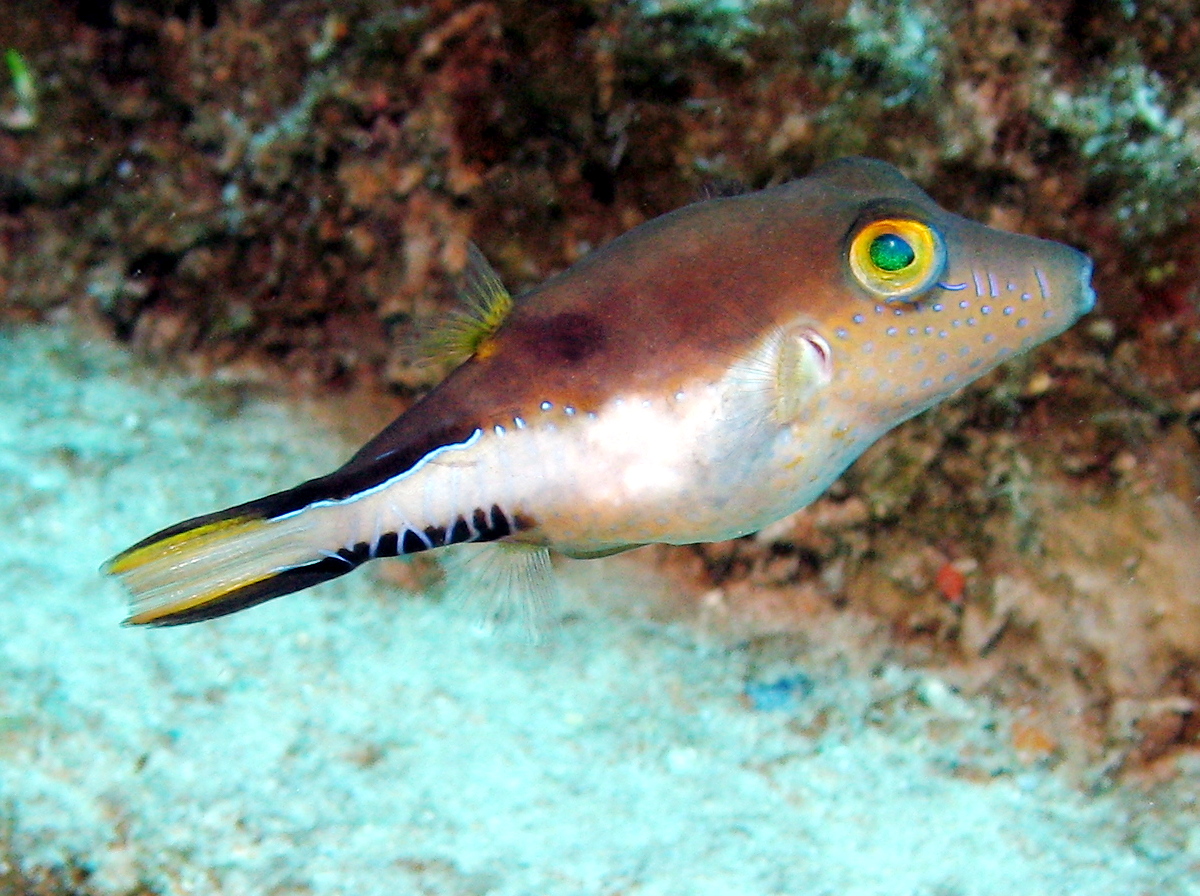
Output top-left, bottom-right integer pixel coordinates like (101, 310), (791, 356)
(698, 177), (750, 201)
(422, 243), (514, 368)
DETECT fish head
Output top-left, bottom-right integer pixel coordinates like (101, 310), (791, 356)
(774, 158), (1096, 434)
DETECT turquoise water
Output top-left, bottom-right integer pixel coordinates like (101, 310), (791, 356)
(1, 324), (1194, 894)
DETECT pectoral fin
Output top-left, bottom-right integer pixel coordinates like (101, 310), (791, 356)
(772, 325), (833, 423)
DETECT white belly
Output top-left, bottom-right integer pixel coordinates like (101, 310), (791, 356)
(330, 335), (882, 557)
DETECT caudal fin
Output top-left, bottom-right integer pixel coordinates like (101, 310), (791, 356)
(103, 506), (359, 626)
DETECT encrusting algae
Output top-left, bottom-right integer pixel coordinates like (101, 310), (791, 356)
(104, 157), (1095, 626)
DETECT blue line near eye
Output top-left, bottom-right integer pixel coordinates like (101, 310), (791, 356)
(939, 281), (968, 291)
(1035, 268), (1052, 299)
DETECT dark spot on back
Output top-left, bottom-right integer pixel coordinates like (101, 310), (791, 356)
(517, 312), (606, 364)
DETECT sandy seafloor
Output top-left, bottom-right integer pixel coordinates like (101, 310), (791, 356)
(2, 323), (1198, 896)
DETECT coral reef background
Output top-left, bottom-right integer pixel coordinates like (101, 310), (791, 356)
(1, 1), (1199, 892)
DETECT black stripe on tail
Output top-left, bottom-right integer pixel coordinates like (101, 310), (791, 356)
(134, 503), (529, 626)
(377, 503), (519, 557)
(149, 555), (364, 625)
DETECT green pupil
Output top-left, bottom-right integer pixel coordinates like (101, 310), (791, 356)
(869, 233), (916, 272)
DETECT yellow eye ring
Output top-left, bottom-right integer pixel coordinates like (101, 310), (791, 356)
(848, 217), (946, 302)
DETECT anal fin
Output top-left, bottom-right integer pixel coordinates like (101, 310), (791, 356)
(438, 542), (556, 640)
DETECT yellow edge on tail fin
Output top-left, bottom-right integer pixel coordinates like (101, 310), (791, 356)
(104, 512), (327, 626)
(124, 580), (275, 625)
(104, 516), (262, 576)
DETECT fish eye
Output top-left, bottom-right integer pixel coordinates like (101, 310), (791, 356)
(848, 217), (946, 302)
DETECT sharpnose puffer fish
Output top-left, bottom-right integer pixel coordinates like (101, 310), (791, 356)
(106, 157), (1095, 625)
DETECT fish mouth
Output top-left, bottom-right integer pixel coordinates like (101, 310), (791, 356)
(1077, 255), (1097, 316)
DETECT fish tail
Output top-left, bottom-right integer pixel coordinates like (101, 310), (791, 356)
(103, 502), (359, 626)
